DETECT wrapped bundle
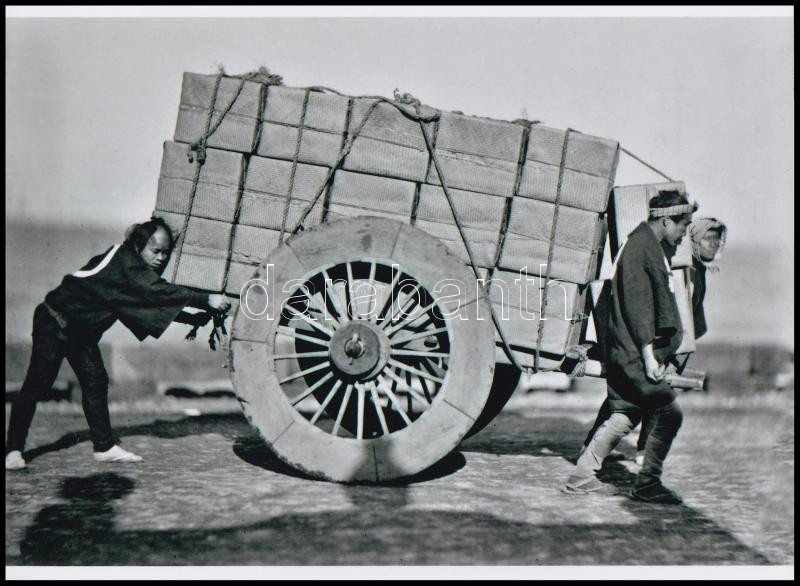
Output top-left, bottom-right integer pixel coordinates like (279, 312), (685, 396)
(519, 126), (619, 213)
(427, 113), (524, 198)
(174, 73), (263, 153)
(258, 86), (349, 167)
(483, 267), (587, 361)
(156, 70), (625, 372)
(611, 181), (693, 267)
(153, 213), (232, 292)
(671, 267), (696, 354)
(413, 184), (506, 267)
(344, 99), (434, 182)
(155, 142), (244, 223)
(237, 156), (327, 231)
(326, 171), (417, 224)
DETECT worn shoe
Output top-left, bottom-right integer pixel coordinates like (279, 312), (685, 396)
(6, 450), (26, 470)
(630, 480), (682, 504)
(561, 475), (621, 496)
(93, 445), (143, 463)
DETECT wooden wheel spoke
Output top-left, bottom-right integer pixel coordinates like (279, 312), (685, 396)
(279, 360), (331, 385)
(387, 359), (445, 384)
(417, 372), (434, 403)
(385, 299), (439, 336)
(346, 262), (359, 320)
(295, 285), (339, 325)
(284, 305), (335, 337)
(383, 368), (432, 405)
(331, 384), (354, 437)
(272, 351), (330, 360)
(419, 356), (446, 377)
(391, 350), (450, 359)
(356, 383), (366, 439)
(374, 265), (402, 324)
(323, 268), (348, 323)
(380, 286), (423, 331)
(309, 289), (340, 326)
(390, 326), (449, 347)
(376, 377), (413, 426)
(368, 381), (390, 436)
(309, 379), (343, 425)
(289, 371), (335, 406)
(277, 326), (330, 347)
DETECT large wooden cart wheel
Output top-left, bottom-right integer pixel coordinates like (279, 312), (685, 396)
(230, 216), (495, 482)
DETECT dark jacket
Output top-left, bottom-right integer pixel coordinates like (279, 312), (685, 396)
(607, 222), (683, 371)
(691, 258), (708, 339)
(45, 243), (209, 341)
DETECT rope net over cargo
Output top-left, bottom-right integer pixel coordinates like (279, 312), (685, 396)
(158, 65), (673, 375)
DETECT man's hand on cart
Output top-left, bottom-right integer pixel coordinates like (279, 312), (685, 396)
(208, 294), (231, 313)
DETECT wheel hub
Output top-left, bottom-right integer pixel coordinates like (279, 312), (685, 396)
(329, 321), (389, 380)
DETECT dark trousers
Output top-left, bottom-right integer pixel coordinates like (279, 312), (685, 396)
(6, 304), (115, 453)
(576, 360), (683, 484)
(584, 398), (655, 451)
(575, 397), (683, 484)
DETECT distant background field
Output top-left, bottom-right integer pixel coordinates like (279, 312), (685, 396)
(5, 220), (794, 398)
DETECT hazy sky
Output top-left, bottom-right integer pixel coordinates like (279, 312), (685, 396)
(3, 11), (795, 348)
(5, 13), (794, 255)
(6, 15), (793, 249)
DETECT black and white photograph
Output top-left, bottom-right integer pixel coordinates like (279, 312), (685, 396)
(5, 6), (794, 580)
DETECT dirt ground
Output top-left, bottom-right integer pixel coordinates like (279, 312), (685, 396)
(4, 388), (794, 569)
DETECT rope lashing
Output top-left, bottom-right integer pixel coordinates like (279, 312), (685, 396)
(564, 343), (593, 378)
(191, 70), (681, 376)
(534, 128), (572, 372)
(619, 146), (674, 182)
(171, 70), (225, 282)
(487, 119), (535, 374)
(281, 91), (530, 373)
(219, 75), (272, 296)
(288, 96), (436, 236)
(278, 88), (312, 244)
(414, 103), (531, 375)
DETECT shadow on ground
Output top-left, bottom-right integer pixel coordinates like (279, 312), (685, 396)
(11, 411), (774, 565)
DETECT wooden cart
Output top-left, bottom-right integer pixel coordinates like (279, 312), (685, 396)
(151, 70), (702, 482)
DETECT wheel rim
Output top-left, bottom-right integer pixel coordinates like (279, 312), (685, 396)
(230, 217), (495, 483)
(274, 259), (452, 439)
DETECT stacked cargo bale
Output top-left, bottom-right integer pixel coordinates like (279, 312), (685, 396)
(152, 70), (621, 371)
(607, 181), (697, 355)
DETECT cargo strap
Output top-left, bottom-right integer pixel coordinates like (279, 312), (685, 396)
(184, 71), (592, 374)
(285, 93), (534, 375)
(173, 67), (283, 340)
(619, 147), (674, 182)
(170, 70), (227, 282)
(278, 88), (312, 244)
(534, 128), (572, 371)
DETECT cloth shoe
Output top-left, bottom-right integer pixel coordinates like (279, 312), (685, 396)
(561, 475), (621, 496)
(93, 445), (142, 463)
(630, 479), (682, 504)
(6, 450), (26, 470)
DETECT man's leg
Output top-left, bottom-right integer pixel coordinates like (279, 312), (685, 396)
(631, 400), (684, 504)
(574, 407), (641, 478)
(65, 339), (114, 452)
(563, 397), (641, 495)
(6, 306), (68, 466)
(582, 397), (612, 448)
(65, 338), (142, 462)
(634, 413), (655, 462)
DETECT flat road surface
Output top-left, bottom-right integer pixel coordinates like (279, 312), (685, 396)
(5, 389), (794, 568)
